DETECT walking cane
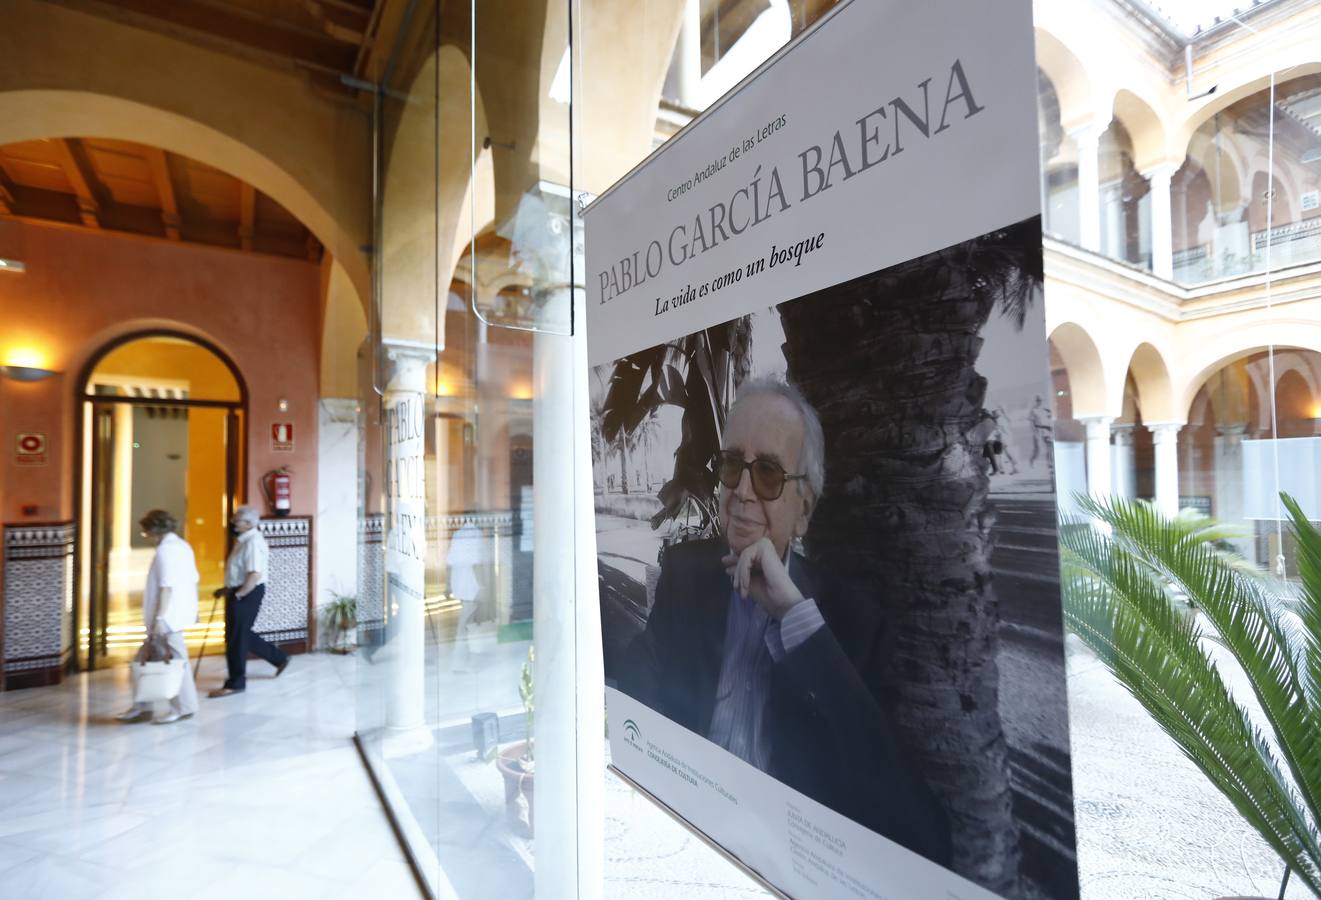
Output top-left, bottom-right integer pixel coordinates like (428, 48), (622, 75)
(193, 589), (225, 681)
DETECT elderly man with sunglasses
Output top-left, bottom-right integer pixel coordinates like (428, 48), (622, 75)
(619, 377), (950, 866)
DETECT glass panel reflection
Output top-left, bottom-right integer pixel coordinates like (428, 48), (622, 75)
(356, 1), (574, 897)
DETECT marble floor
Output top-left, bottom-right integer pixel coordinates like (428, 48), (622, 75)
(0, 653), (420, 900)
(5, 629), (1303, 900)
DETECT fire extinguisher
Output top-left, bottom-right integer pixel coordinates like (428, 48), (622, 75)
(261, 466), (292, 517)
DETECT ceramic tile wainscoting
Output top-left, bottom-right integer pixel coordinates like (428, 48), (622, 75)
(2, 523), (75, 690)
(254, 516), (313, 653)
(356, 514), (384, 644)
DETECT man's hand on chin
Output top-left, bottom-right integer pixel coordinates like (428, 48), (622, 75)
(723, 537), (805, 620)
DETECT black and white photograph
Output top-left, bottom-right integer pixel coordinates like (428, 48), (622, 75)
(593, 216), (1078, 899)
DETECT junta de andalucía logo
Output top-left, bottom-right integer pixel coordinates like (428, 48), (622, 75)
(623, 718), (642, 747)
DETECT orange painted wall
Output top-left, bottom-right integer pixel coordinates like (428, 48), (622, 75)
(0, 220), (322, 523)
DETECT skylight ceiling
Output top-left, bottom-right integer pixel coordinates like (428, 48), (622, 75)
(1143, 0), (1274, 37)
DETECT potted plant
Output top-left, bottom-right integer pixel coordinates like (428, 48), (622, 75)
(496, 645), (536, 834)
(320, 592), (358, 653)
(1061, 494), (1321, 898)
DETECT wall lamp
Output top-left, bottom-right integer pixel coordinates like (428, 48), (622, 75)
(0, 365), (58, 382)
(0, 258), (25, 273)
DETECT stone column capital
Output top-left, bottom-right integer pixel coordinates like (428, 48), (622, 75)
(1078, 415), (1114, 440)
(1111, 422), (1136, 445)
(1066, 118), (1110, 147)
(1147, 422), (1184, 444)
(1140, 161), (1180, 183)
(382, 341), (433, 394)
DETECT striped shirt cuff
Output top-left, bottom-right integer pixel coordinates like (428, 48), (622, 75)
(765, 599), (825, 661)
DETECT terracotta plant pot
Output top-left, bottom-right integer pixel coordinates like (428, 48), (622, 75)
(496, 741), (535, 835)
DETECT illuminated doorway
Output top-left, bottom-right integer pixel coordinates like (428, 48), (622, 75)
(78, 333), (246, 669)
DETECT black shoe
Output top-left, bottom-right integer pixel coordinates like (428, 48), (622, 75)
(275, 658), (290, 677)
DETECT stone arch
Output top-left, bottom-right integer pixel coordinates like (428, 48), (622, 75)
(0, 90), (368, 315)
(379, 45), (494, 346)
(575, 0), (688, 193)
(1246, 163), (1297, 229)
(67, 315), (248, 399)
(1111, 89), (1168, 173)
(1049, 322), (1107, 418)
(1179, 323), (1321, 420)
(1274, 350), (1321, 400)
(1035, 28), (1095, 131)
(1275, 368), (1317, 436)
(1184, 128), (1249, 217)
(1189, 348), (1321, 436)
(1122, 342), (1178, 423)
(1245, 360), (1274, 432)
(1178, 62), (1321, 153)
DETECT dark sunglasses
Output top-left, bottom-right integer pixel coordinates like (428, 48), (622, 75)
(716, 450), (806, 501)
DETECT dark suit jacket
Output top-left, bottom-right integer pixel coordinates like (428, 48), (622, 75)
(619, 538), (952, 866)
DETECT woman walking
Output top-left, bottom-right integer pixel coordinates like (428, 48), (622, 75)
(209, 505), (289, 697)
(116, 509), (199, 724)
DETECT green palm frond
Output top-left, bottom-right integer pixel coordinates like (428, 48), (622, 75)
(1077, 496), (1321, 849)
(1062, 495), (1321, 896)
(1282, 496), (1321, 714)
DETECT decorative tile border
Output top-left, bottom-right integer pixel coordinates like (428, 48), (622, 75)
(253, 517), (311, 648)
(3, 523), (75, 689)
(358, 514), (384, 633)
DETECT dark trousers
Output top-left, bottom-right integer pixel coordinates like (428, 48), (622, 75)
(223, 584), (288, 689)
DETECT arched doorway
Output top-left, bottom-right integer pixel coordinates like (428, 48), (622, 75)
(1182, 347), (1321, 568)
(77, 331), (247, 669)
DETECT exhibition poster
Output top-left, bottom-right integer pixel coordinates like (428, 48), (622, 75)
(584, 2), (1079, 897)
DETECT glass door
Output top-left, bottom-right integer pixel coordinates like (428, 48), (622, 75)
(85, 399), (239, 668)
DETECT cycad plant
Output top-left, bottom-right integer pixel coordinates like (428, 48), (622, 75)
(1061, 494), (1321, 897)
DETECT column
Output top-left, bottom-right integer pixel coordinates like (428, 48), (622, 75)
(509, 185), (603, 899)
(1144, 163), (1176, 280)
(1149, 423), (1182, 519)
(674, 0), (703, 109)
(1070, 122), (1105, 253)
(474, 317), (496, 510)
(1080, 415), (1113, 500)
(1111, 423), (1136, 499)
(382, 346), (431, 753)
(1214, 423), (1249, 555)
(530, 292), (605, 897)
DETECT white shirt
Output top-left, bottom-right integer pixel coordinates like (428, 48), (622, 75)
(447, 521), (488, 603)
(144, 533), (200, 633)
(226, 527), (269, 590)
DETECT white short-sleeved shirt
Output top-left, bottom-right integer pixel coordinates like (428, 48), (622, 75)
(144, 533), (200, 633)
(226, 527), (269, 590)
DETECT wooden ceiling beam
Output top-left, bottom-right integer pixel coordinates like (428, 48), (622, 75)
(145, 147), (182, 240)
(302, 0), (368, 45)
(310, 0), (375, 15)
(53, 139), (101, 228)
(0, 169), (17, 215)
(239, 182), (256, 251)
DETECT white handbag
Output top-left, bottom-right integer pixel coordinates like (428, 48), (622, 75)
(131, 635), (186, 703)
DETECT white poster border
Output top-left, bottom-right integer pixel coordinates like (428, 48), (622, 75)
(586, 1), (1050, 897)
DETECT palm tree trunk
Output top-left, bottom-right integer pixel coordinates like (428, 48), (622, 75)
(780, 248), (1020, 895)
(619, 436), (629, 494)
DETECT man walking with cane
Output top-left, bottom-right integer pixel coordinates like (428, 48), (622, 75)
(209, 505), (289, 697)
